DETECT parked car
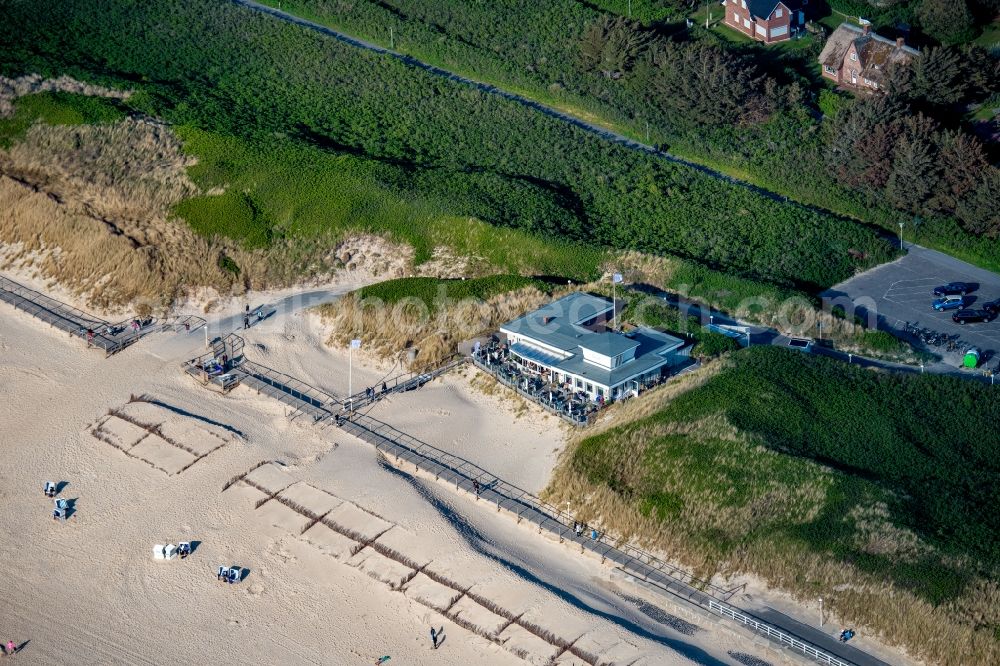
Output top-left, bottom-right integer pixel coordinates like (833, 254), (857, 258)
(982, 299), (1000, 315)
(953, 309), (994, 324)
(933, 282), (971, 296)
(932, 296), (965, 311)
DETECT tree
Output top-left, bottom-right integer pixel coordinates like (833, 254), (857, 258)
(917, 0), (977, 45)
(955, 169), (1000, 237)
(580, 16), (651, 80)
(885, 136), (938, 214)
(650, 42), (777, 128)
(932, 131), (989, 214)
(910, 46), (968, 107)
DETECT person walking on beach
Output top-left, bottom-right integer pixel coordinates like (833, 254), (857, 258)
(5, 640), (15, 656)
(430, 627), (438, 649)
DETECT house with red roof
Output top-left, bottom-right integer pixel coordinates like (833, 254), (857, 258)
(721, 0), (805, 44)
(818, 22), (919, 92)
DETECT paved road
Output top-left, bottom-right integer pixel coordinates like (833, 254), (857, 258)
(824, 244), (1000, 373)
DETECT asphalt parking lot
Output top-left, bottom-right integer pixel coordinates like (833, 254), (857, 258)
(823, 244), (1000, 368)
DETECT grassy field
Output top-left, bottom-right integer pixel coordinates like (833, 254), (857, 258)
(0, 91), (125, 147)
(252, 0), (1000, 274)
(546, 346), (1000, 665)
(2, 0), (898, 292)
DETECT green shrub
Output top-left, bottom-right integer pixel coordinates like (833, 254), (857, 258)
(0, 0), (893, 292)
(0, 91), (125, 147)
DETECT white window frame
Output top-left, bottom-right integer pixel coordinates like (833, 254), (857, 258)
(775, 8), (783, 17)
(770, 25), (788, 38)
(744, 18), (751, 28)
(850, 52), (858, 62)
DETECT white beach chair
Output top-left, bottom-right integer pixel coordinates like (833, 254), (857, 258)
(227, 566), (242, 583)
(55, 498), (70, 510)
(44, 481), (56, 497)
(164, 544), (177, 560)
(153, 544), (166, 560)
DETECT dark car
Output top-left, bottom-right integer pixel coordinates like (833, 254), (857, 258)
(933, 282), (971, 296)
(952, 309), (994, 324)
(983, 299), (1000, 315)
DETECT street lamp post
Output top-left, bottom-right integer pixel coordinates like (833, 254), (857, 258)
(898, 222), (904, 250)
(819, 597), (824, 627)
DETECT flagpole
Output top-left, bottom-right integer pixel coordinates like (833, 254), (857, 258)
(612, 275), (616, 331)
(349, 344), (353, 400)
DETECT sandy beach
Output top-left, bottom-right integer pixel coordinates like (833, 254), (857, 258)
(0, 275), (785, 666)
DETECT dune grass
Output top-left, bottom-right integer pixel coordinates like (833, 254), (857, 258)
(545, 346), (1000, 665)
(0, 90), (125, 147)
(174, 127), (606, 280)
(318, 276), (557, 369)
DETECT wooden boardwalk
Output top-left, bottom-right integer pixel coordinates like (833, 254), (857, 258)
(196, 342), (878, 666)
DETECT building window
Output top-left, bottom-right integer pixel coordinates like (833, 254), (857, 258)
(741, 0), (746, 7)
(743, 18), (751, 28)
(770, 25), (787, 37)
(775, 8), (783, 17)
(824, 65), (836, 74)
(575, 378), (582, 388)
(850, 53), (858, 61)
(586, 382), (593, 393)
(755, 23), (766, 35)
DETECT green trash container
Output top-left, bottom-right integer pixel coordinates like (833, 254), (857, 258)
(963, 348), (980, 368)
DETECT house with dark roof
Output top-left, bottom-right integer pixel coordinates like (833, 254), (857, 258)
(721, 0), (805, 44)
(818, 22), (919, 92)
(498, 293), (686, 401)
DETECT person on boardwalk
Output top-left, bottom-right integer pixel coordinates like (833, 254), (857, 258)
(381, 381), (387, 394)
(86, 328), (94, 346)
(473, 479), (481, 497)
(243, 313), (250, 330)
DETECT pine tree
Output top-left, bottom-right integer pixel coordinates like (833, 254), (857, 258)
(580, 16), (651, 80)
(885, 137), (938, 214)
(917, 0), (976, 45)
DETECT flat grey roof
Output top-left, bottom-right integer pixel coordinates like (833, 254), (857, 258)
(502, 292), (686, 389)
(501, 292), (636, 356)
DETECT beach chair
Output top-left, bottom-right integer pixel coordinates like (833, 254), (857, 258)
(153, 544), (166, 560)
(52, 508), (66, 521)
(44, 481), (56, 497)
(55, 498), (70, 510)
(227, 566), (242, 584)
(177, 542), (191, 559)
(164, 544), (178, 560)
(217, 565), (227, 580)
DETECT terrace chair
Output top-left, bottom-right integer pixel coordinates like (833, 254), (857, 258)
(44, 481), (56, 497)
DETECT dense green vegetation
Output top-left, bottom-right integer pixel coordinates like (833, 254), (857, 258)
(357, 275), (549, 314)
(0, 0), (896, 293)
(172, 128), (605, 278)
(574, 347), (1000, 589)
(0, 91), (125, 147)
(260, 0), (1000, 270)
(620, 297), (741, 358)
